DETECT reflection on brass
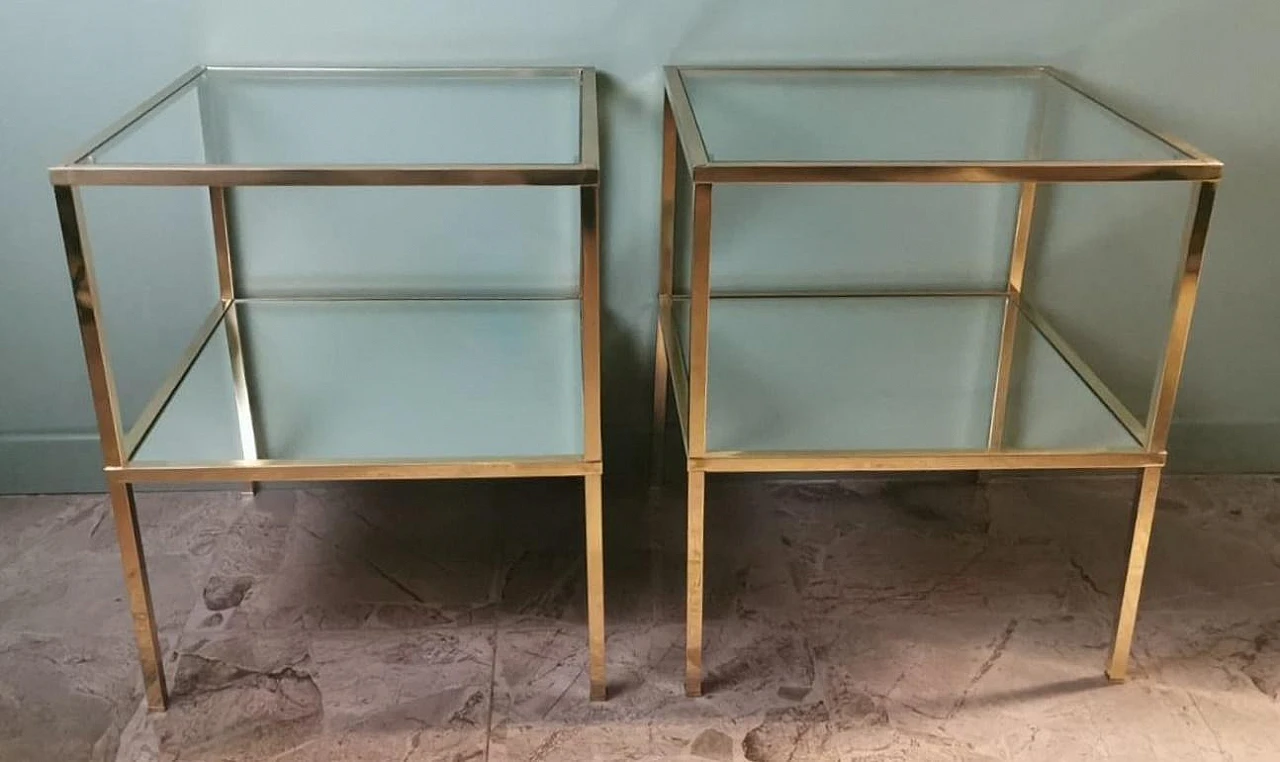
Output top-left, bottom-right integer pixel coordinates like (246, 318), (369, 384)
(580, 185), (603, 462)
(584, 473), (607, 700)
(686, 183), (713, 458)
(212, 189), (260, 495)
(1007, 184), (1037, 294)
(692, 288), (1007, 299)
(654, 66), (1220, 696)
(693, 160), (1218, 185)
(54, 186), (125, 465)
(113, 458), (599, 483)
(52, 163), (599, 188)
(108, 479), (168, 710)
(650, 98), (680, 491)
(692, 451), (1162, 473)
(650, 318), (671, 493)
(51, 67), (607, 710)
(990, 180), (1037, 448)
(1145, 182), (1217, 452)
(685, 469), (706, 697)
(579, 148), (606, 698)
(987, 297), (1021, 449)
(223, 305), (260, 462)
(664, 69), (710, 169)
(210, 186), (235, 302)
(579, 69), (599, 169)
(1107, 466), (1163, 681)
(658, 98), (678, 299)
(658, 299), (690, 448)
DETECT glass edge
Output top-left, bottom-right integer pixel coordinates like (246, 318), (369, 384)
(66, 67), (208, 168)
(673, 65), (1219, 170)
(61, 66), (590, 173)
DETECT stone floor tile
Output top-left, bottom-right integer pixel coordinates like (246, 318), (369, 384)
(2, 475), (1280, 761)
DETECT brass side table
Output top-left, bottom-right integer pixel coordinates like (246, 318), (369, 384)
(651, 66), (1221, 696)
(51, 66), (606, 708)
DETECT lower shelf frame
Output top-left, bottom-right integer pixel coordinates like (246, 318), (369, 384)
(110, 457), (600, 484)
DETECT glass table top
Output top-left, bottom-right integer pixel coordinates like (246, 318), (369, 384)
(677, 69), (1190, 164)
(673, 295), (1141, 454)
(84, 68), (584, 167)
(132, 299), (585, 464)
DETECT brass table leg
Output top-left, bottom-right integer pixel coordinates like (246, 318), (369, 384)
(210, 188), (258, 498)
(584, 473), (607, 700)
(651, 95), (678, 497)
(1107, 466), (1163, 681)
(649, 321), (670, 495)
(109, 480), (168, 710)
(685, 469), (706, 697)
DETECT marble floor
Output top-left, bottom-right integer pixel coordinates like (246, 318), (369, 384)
(1, 473), (1279, 761)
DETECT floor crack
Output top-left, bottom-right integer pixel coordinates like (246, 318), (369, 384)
(365, 559), (426, 604)
(950, 618), (1018, 717)
(909, 544), (990, 610)
(1187, 690), (1229, 759)
(87, 500), (109, 539)
(1069, 557), (1106, 596)
(400, 727), (424, 762)
(298, 524), (425, 604)
(542, 661), (586, 720)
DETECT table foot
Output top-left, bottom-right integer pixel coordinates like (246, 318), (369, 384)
(1106, 465), (1162, 683)
(109, 481), (168, 711)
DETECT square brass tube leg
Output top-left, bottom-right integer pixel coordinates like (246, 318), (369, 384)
(1106, 466), (1163, 681)
(109, 480), (168, 710)
(685, 469), (706, 697)
(651, 94), (678, 498)
(584, 473), (607, 700)
(649, 322), (670, 495)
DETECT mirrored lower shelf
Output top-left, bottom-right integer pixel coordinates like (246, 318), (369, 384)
(674, 295), (1143, 455)
(132, 299), (585, 464)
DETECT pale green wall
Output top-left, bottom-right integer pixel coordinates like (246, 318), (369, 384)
(1055, 1), (1280, 469)
(2, 0), (1277, 492)
(0, 1), (198, 492)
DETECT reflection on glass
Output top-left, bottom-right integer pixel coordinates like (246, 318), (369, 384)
(230, 186), (581, 299)
(708, 183), (1017, 292)
(672, 295), (1141, 454)
(83, 186), (222, 431)
(133, 299), (584, 463)
(1023, 180), (1192, 427)
(89, 69), (582, 166)
(681, 70), (1187, 163)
